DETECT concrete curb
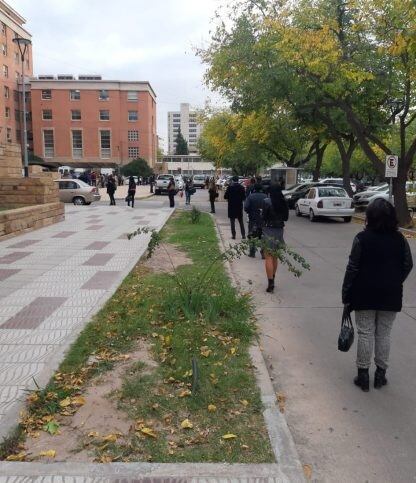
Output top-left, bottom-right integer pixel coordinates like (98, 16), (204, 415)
(212, 218), (305, 482)
(353, 213), (416, 235)
(0, 208), (174, 443)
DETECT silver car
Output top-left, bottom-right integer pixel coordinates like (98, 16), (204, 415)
(55, 179), (101, 205)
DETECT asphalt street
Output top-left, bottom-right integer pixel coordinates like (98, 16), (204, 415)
(174, 188), (416, 482)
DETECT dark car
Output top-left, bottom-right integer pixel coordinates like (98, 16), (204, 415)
(283, 182), (323, 209)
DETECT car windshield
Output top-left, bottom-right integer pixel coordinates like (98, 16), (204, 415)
(318, 187), (347, 197)
(194, 176), (205, 180)
(158, 175), (171, 180)
(76, 180), (91, 188)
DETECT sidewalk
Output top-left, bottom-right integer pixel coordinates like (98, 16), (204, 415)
(0, 202), (172, 441)
(99, 184), (154, 202)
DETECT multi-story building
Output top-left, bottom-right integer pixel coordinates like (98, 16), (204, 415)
(0, 0), (33, 147)
(30, 76), (157, 168)
(168, 103), (202, 155)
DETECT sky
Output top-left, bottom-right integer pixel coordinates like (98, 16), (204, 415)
(9, 0), (224, 152)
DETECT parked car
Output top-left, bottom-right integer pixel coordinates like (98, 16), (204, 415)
(174, 175), (184, 191)
(353, 184), (389, 208)
(295, 185), (354, 222)
(55, 179), (101, 205)
(320, 178), (357, 193)
(192, 174), (207, 188)
(155, 174), (176, 195)
(284, 182), (322, 209)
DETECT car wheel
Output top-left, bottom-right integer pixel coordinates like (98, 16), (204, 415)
(295, 204), (302, 217)
(85, 202), (92, 205)
(155, 189), (160, 195)
(344, 216), (352, 223)
(73, 196), (86, 206)
(309, 209), (316, 222)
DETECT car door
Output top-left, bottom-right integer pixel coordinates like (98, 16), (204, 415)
(58, 181), (72, 202)
(304, 188), (316, 212)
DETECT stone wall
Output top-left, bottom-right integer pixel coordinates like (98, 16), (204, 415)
(0, 177), (61, 208)
(0, 202), (64, 241)
(0, 144), (22, 178)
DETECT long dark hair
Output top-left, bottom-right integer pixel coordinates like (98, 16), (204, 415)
(366, 198), (398, 233)
(269, 184), (289, 220)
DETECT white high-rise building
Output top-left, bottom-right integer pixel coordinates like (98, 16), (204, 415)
(168, 103), (202, 155)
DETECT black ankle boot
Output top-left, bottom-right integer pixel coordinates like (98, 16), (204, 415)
(374, 367), (387, 389)
(354, 368), (369, 392)
(248, 248), (256, 258)
(266, 278), (274, 293)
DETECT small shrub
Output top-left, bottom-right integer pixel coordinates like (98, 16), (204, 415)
(190, 206), (201, 224)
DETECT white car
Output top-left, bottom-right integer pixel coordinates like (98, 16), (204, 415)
(295, 185), (354, 222)
(174, 175), (184, 190)
(320, 178), (357, 193)
(353, 184), (389, 208)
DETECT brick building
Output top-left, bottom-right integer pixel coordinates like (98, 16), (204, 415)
(0, 0), (33, 147)
(30, 76), (158, 168)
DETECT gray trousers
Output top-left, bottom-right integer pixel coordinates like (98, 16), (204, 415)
(355, 310), (396, 370)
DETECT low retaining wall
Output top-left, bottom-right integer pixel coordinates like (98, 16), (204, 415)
(0, 202), (64, 241)
(0, 176), (60, 208)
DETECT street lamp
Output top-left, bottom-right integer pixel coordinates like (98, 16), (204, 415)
(13, 36), (32, 177)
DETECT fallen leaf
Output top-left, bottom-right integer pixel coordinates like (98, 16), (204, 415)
(71, 396), (86, 406)
(240, 400), (249, 407)
(276, 393), (286, 413)
(208, 404), (217, 412)
(230, 347), (237, 355)
(6, 452), (26, 461)
(181, 419), (193, 429)
(303, 464), (313, 480)
(179, 389), (192, 398)
(88, 431), (99, 438)
(39, 450), (56, 458)
(241, 444), (249, 449)
(59, 397), (71, 408)
(200, 346), (212, 358)
(140, 427), (157, 438)
(222, 433), (237, 440)
(102, 434), (118, 442)
(43, 420), (60, 435)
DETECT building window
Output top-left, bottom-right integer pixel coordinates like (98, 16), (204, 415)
(72, 130), (83, 158)
(41, 89), (52, 100)
(99, 109), (110, 121)
(6, 128), (12, 142)
(128, 130), (139, 141)
(5, 107), (10, 118)
(128, 147), (139, 159)
(1, 43), (6, 56)
(16, 129), (21, 142)
(15, 71), (20, 81)
(15, 109), (20, 121)
(127, 91), (138, 101)
(1, 23), (6, 35)
(128, 111), (138, 121)
(4, 86), (9, 98)
(100, 130), (111, 158)
(99, 89), (109, 100)
(3, 65), (8, 78)
(70, 89), (80, 100)
(42, 109), (52, 120)
(43, 130), (54, 157)
(71, 110), (81, 120)
(173, 113), (180, 117)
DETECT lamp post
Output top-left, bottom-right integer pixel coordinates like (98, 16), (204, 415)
(13, 36), (31, 177)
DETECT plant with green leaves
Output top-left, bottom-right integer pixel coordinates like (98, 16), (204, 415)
(190, 206), (201, 224)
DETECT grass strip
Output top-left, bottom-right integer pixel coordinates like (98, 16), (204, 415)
(1, 211), (274, 463)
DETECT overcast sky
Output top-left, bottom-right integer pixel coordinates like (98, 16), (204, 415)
(9, 0), (224, 151)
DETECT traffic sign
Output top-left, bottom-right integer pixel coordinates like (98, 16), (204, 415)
(385, 155), (398, 178)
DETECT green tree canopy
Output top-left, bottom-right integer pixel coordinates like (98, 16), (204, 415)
(120, 158), (153, 178)
(175, 129), (189, 155)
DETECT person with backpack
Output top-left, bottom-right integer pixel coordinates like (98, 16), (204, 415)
(126, 176), (136, 208)
(342, 199), (413, 392)
(184, 177), (195, 205)
(167, 177), (176, 208)
(244, 182), (267, 258)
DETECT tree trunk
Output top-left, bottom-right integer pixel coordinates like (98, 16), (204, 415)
(393, 161), (411, 227)
(312, 142), (327, 181)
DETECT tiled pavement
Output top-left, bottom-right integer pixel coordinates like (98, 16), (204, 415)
(0, 202), (173, 438)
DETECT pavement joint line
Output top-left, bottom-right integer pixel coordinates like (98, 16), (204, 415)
(212, 217), (305, 483)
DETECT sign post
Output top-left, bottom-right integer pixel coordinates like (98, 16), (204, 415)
(385, 155), (399, 204)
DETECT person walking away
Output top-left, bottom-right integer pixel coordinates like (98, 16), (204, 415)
(167, 176), (176, 208)
(150, 174), (155, 193)
(184, 177), (194, 205)
(208, 178), (218, 213)
(245, 177), (256, 197)
(261, 184), (289, 293)
(224, 176), (246, 239)
(107, 175), (117, 206)
(244, 183), (267, 258)
(127, 176), (136, 208)
(342, 199), (413, 392)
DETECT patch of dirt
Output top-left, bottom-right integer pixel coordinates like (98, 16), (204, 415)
(23, 341), (157, 463)
(142, 242), (193, 273)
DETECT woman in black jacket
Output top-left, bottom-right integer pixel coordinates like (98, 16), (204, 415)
(106, 175), (116, 206)
(261, 184), (289, 293)
(342, 199), (413, 391)
(127, 176), (136, 208)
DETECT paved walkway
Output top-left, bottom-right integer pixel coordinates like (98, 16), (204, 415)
(0, 201), (172, 439)
(98, 184), (154, 202)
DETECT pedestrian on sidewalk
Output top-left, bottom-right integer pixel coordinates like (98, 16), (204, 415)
(127, 176), (136, 208)
(342, 199), (413, 392)
(261, 184), (289, 293)
(208, 177), (218, 213)
(107, 175), (117, 206)
(150, 174), (155, 193)
(184, 177), (195, 205)
(244, 182), (267, 258)
(167, 176), (176, 208)
(224, 176), (246, 240)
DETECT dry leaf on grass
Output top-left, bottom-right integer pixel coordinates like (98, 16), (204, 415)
(39, 450), (56, 458)
(6, 452), (26, 461)
(208, 404), (217, 412)
(222, 433), (237, 440)
(180, 419), (193, 429)
(140, 427), (157, 438)
(276, 393), (286, 413)
(303, 464), (313, 480)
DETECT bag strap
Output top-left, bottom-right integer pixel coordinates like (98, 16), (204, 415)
(342, 306), (353, 327)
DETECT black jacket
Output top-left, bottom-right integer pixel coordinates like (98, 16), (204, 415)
(106, 179), (116, 194)
(224, 183), (246, 218)
(342, 229), (413, 312)
(262, 197), (289, 228)
(244, 191), (267, 228)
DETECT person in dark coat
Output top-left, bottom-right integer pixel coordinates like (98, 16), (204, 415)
(167, 177), (176, 208)
(224, 176), (246, 239)
(127, 176), (136, 208)
(261, 184), (289, 293)
(208, 178), (218, 213)
(107, 175), (117, 206)
(244, 183), (267, 258)
(342, 199), (413, 392)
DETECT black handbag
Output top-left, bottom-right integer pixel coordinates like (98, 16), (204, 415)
(338, 306), (354, 352)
